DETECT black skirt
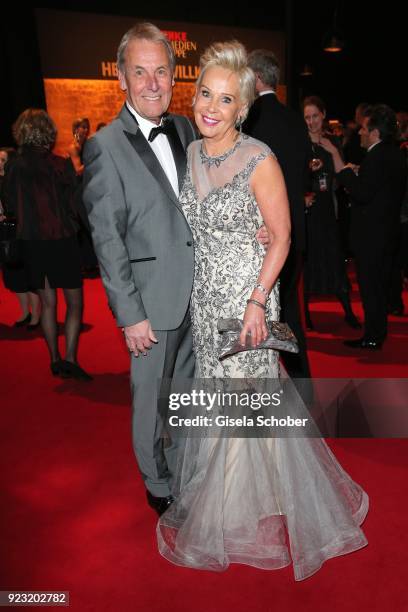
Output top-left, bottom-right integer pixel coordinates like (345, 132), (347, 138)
(22, 235), (82, 289)
(304, 192), (349, 295)
(2, 259), (30, 293)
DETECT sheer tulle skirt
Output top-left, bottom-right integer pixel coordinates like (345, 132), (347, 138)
(157, 434), (368, 580)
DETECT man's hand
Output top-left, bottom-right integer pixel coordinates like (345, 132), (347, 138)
(256, 225), (271, 248)
(123, 319), (158, 357)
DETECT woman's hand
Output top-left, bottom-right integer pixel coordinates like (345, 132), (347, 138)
(319, 136), (337, 155)
(319, 137), (345, 173)
(304, 192), (315, 208)
(240, 302), (268, 348)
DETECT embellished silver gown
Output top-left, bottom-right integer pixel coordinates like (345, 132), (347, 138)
(157, 135), (368, 580)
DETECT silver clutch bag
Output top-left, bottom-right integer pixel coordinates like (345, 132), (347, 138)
(218, 318), (299, 360)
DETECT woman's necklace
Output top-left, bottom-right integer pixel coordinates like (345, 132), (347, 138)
(200, 133), (244, 168)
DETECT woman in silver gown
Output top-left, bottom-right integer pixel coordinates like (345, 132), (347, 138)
(157, 41), (368, 580)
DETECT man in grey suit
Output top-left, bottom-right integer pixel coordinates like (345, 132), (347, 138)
(82, 23), (197, 515)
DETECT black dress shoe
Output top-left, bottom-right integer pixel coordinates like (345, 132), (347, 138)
(305, 313), (314, 331)
(14, 313), (31, 327)
(388, 307), (404, 316)
(343, 337), (383, 350)
(59, 360), (93, 381)
(146, 490), (174, 516)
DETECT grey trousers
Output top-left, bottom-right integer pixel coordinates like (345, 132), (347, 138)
(130, 311), (194, 497)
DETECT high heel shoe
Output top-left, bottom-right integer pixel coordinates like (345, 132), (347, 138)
(59, 360), (93, 381)
(14, 313), (31, 327)
(50, 360), (67, 377)
(27, 321), (41, 331)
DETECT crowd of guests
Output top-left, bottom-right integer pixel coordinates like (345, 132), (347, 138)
(304, 100), (407, 349)
(1, 54), (407, 380)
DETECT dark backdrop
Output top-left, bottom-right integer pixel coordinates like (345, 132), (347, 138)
(0, 1), (405, 145)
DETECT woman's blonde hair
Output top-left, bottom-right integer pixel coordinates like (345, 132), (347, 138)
(13, 108), (57, 149)
(196, 41), (256, 121)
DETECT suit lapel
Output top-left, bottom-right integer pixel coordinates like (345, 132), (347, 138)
(119, 106), (183, 212)
(167, 120), (187, 191)
(359, 141), (383, 178)
(124, 129), (183, 209)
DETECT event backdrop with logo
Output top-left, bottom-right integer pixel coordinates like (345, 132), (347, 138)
(36, 9), (285, 154)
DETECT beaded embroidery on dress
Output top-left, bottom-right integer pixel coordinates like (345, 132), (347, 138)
(182, 134), (280, 378)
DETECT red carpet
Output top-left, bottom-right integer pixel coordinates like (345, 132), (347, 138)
(1, 275), (408, 612)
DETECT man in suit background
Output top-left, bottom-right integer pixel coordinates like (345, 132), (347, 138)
(343, 102), (370, 165)
(337, 104), (407, 349)
(338, 102), (371, 257)
(82, 23), (196, 515)
(243, 50), (311, 384)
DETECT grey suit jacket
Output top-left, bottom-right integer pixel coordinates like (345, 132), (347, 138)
(82, 105), (196, 330)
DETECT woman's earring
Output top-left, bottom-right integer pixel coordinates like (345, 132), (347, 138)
(237, 116), (243, 132)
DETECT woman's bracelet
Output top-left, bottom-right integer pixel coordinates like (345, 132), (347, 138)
(247, 298), (266, 311)
(254, 282), (268, 297)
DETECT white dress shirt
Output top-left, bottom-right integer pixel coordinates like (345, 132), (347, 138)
(126, 102), (179, 197)
(367, 140), (381, 153)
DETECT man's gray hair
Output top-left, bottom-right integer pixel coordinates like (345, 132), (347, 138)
(248, 49), (280, 90)
(117, 22), (175, 73)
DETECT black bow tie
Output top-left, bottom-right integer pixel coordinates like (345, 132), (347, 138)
(148, 119), (173, 142)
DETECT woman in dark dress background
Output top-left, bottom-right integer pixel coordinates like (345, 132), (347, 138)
(1, 146), (41, 327)
(302, 96), (360, 330)
(3, 109), (91, 379)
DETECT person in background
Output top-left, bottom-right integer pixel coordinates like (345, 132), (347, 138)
(243, 49), (311, 386)
(343, 102), (370, 165)
(388, 118), (408, 315)
(340, 103), (372, 256)
(3, 109), (91, 378)
(324, 104), (407, 349)
(302, 96), (360, 330)
(66, 117), (99, 278)
(67, 117), (90, 177)
(396, 111), (408, 136)
(1, 146), (41, 328)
